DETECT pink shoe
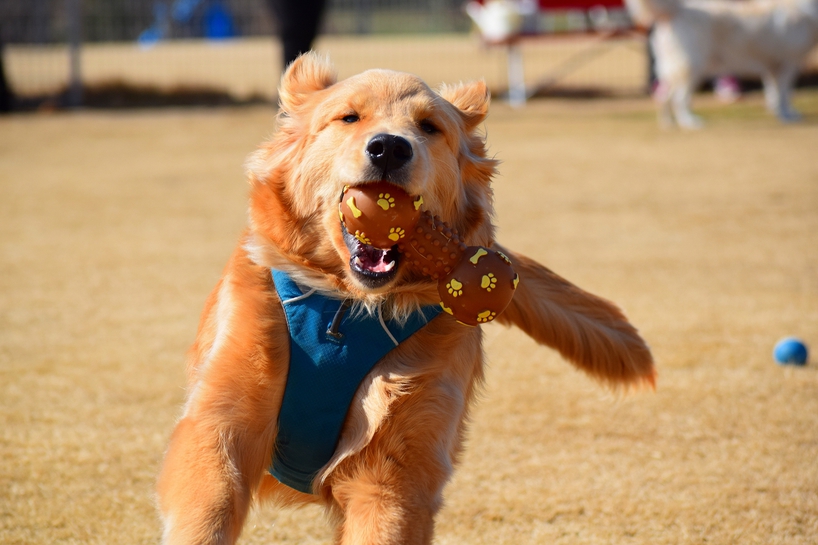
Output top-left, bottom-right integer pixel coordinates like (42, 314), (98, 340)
(714, 76), (741, 103)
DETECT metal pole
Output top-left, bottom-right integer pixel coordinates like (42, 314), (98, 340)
(66, 0), (83, 107)
(354, 0), (373, 35)
(507, 43), (526, 108)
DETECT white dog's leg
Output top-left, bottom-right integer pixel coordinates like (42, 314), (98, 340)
(762, 72), (781, 115)
(772, 66), (803, 122)
(671, 80), (703, 130)
(654, 80), (676, 129)
(763, 67), (802, 122)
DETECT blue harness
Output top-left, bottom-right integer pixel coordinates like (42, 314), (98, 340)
(270, 269), (442, 494)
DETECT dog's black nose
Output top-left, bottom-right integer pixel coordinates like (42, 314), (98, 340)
(366, 134), (413, 174)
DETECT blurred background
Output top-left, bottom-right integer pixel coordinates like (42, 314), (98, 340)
(1, 0), (664, 109)
(5, 0), (818, 111)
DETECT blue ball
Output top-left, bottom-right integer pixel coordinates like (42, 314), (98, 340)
(773, 337), (809, 366)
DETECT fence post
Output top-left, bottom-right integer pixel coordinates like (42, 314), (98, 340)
(66, 0), (83, 107)
(507, 43), (526, 107)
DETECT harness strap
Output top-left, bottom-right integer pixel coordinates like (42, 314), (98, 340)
(270, 269), (442, 494)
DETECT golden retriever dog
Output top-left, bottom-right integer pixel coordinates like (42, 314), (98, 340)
(626, 0), (818, 128)
(156, 53), (655, 544)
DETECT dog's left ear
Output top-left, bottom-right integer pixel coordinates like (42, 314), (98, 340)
(278, 52), (337, 113)
(439, 80), (490, 131)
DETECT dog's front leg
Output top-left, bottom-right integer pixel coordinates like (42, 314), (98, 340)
(763, 71), (784, 119)
(654, 80), (676, 129)
(671, 80), (703, 129)
(332, 472), (439, 545)
(492, 243), (655, 388)
(157, 415), (261, 545)
(157, 368), (281, 545)
(328, 368), (474, 545)
(157, 258), (285, 544)
(763, 66), (802, 122)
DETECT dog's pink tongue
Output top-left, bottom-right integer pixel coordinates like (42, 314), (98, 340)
(357, 246), (396, 273)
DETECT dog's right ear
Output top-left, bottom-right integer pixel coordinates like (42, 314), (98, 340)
(278, 52), (337, 113)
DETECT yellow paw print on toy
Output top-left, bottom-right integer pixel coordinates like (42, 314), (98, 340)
(354, 231), (371, 245)
(388, 227), (405, 242)
(413, 195), (424, 210)
(496, 251), (512, 266)
(512, 274), (520, 289)
(446, 278), (463, 297)
(439, 302), (453, 315)
(377, 193), (396, 211)
(481, 273), (497, 292)
(476, 310), (497, 323)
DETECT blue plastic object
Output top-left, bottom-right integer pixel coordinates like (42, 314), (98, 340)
(204, 3), (235, 40)
(773, 337), (809, 366)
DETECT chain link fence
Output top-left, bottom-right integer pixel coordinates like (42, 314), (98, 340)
(1, 0), (652, 108)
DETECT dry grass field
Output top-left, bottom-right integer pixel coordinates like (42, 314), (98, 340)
(2, 86), (817, 545)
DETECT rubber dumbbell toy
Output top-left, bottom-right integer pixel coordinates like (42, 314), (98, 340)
(339, 181), (519, 326)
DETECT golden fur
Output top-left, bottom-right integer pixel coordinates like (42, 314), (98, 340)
(156, 53), (655, 544)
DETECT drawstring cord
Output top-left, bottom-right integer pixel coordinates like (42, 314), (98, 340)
(326, 299), (352, 340)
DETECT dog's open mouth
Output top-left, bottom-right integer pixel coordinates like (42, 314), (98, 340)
(343, 225), (400, 288)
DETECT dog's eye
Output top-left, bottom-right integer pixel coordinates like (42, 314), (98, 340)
(341, 114), (360, 124)
(419, 120), (439, 134)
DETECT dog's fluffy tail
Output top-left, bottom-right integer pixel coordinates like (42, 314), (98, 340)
(494, 244), (655, 390)
(624, 0), (680, 26)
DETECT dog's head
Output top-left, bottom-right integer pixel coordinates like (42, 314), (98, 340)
(246, 54), (498, 306)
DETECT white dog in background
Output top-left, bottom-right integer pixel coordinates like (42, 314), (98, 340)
(626, 0), (818, 128)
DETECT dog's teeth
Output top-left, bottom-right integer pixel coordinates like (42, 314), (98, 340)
(353, 256), (364, 268)
(383, 260), (396, 272)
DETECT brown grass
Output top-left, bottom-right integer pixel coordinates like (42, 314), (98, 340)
(1, 88), (817, 544)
